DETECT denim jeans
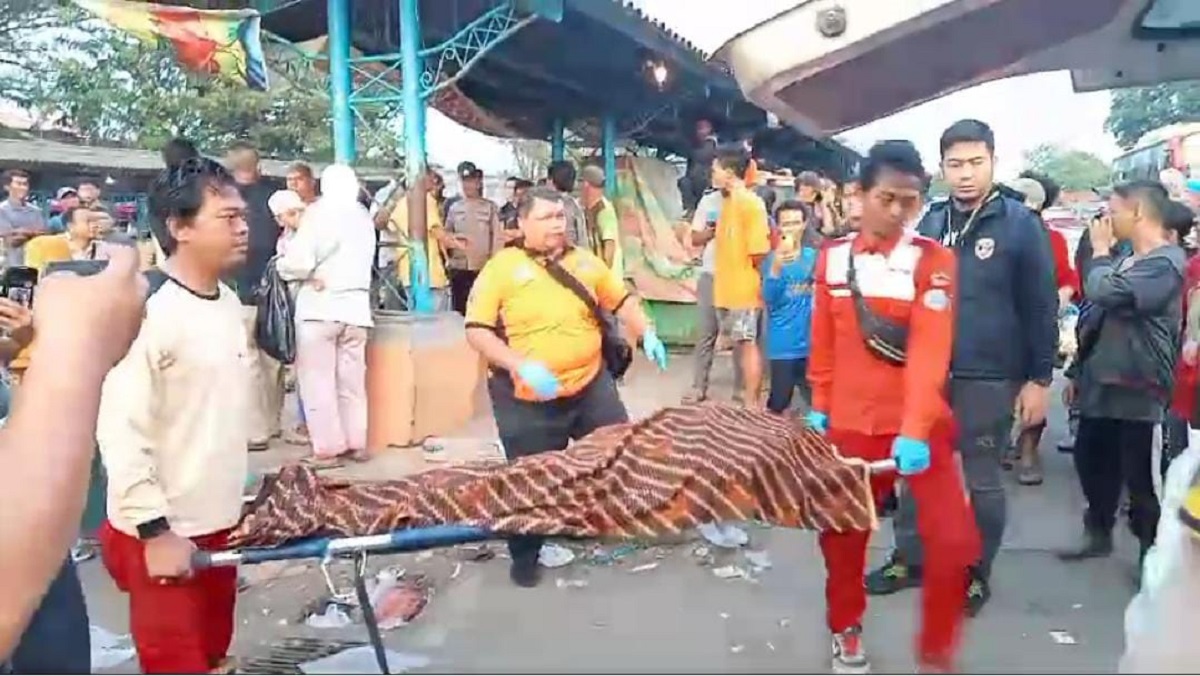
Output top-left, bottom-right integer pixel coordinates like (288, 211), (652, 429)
(5, 559), (90, 673)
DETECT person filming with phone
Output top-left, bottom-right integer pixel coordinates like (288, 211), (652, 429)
(1, 246), (147, 670)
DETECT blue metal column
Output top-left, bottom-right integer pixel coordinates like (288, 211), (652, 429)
(327, 0), (355, 164)
(551, 118), (565, 162)
(601, 114), (617, 198)
(400, 0), (432, 313)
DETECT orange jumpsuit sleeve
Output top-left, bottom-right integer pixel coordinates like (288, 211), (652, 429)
(807, 247), (835, 414)
(899, 244), (956, 441)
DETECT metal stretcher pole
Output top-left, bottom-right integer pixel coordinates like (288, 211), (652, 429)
(351, 551), (390, 675)
(868, 459), (897, 474)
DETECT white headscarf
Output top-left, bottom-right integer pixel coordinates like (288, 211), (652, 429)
(320, 164), (362, 205)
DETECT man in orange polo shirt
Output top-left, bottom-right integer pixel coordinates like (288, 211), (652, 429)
(711, 146), (771, 406)
(464, 186), (667, 588)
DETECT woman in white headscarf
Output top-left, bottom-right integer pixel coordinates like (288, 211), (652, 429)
(276, 164), (376, 466)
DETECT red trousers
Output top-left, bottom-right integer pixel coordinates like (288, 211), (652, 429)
(821, 428), (980, 669)
(97, 521), (237, 674)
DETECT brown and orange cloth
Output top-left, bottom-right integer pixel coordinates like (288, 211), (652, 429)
(229, 404), (879, 549)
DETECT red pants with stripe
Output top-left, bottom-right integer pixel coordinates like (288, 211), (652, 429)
(97, 521), (237, 674)
(821, 427), (980, 669)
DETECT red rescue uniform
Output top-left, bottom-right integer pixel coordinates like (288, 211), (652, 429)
(808, 231), (980, 669)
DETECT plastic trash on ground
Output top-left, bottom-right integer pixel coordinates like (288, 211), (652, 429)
(1121, 431), (1200, 673)
(697, 522), (749, 549)
(90, 625), (137, 670)
(539, 542), (576, 568)
(300, 647), (430, 674)
(368, 568), (428, 630)
(305, 602), (353, 629)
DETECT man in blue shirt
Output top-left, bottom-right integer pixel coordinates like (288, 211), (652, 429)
(761, 200), (818, 414)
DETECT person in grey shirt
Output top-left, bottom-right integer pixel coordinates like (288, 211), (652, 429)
(1059, 181), (1186, 568)
(0, 170), (47, 267)
(547, 160), (590, 250)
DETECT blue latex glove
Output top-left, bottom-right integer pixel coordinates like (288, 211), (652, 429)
(892, 436), (931, 476)
(804, 410), (828, 435)
(642, 328), (668, 370)
(516, 361), (560, 400)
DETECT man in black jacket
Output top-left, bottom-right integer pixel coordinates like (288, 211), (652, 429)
(1058, 182), (1185, 568)
(866, 120), (1058, 616)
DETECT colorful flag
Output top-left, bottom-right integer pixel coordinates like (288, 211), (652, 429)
(73, 0), (269, 91)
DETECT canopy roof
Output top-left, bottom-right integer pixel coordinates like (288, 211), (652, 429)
(163, 0), (862, 177)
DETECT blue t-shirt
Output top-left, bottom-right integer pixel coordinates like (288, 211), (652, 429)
(760, 247), (817, 360)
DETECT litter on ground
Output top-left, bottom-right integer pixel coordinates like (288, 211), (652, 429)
(697, 522), (750, 549)
(300, 647), (430, 674)
(539, 543), (577, 568)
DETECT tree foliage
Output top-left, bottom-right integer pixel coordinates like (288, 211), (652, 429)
(1106, 81), (1200, 150)
(1023, 143), (1111, 191)
(0, 2), (399, 162)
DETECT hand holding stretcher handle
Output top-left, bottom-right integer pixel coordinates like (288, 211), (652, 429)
(868, 459), (897, 474)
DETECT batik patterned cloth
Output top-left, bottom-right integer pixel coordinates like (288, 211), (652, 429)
(229, 403), (878, 549)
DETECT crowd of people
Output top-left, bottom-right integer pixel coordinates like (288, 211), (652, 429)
(1, 111), (1199, 674)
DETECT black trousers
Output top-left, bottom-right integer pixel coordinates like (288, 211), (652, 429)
(767, 357), (810, 414)
(448, 269), (479, 315)
(488, 369), (629, 565)
(5, 559), (90, 674)
(1073, 416), (1159, 548)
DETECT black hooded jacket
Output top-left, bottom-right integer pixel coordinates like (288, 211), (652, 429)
(917, 186), (1058, 382)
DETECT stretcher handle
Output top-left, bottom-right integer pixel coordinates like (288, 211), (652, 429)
(867, 459), (897, 474)
(191, 524), (494, 569)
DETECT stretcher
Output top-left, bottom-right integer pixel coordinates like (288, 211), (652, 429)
(193, 459), (898, 674)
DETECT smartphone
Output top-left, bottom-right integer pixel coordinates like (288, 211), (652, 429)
(44, 259), (108, 278)
(0, 266), (38, 308)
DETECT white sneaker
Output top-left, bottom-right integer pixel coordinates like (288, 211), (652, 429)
(831, 626), (870, 674)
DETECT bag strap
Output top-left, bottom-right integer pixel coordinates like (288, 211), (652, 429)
(525, 249), (609, 328)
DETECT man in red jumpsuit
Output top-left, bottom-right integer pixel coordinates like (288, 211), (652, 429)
(806, 140), (981, 673)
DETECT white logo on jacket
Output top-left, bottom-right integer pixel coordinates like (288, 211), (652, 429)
(975, 237), (995, 260)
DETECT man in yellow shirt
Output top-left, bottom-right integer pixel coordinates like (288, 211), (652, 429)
(579, 165), (624, 281)
(464, 185), (667, 588)
(712, 146), (771, 407)
(385, 181), (459, 312)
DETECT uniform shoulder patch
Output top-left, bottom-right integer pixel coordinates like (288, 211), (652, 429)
(921, 288), (950, 311)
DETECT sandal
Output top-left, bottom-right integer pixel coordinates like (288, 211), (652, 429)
(301, 456), (345, 470)
(343, 449), (371, 463)
(681, 389), (707, 405)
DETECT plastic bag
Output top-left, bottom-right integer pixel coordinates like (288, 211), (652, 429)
(254, 258), (296, 364)
(1120, 429), (1200, 673)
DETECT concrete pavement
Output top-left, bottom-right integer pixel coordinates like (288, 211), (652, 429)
(79, 355), (1142, 673)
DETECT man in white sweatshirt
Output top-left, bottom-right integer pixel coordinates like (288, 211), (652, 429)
(277, 164), (375, 465)
(95, 157), (252, 674)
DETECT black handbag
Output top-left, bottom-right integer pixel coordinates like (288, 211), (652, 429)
(537, 253), (634, 380)
(846, 250), (909, 365)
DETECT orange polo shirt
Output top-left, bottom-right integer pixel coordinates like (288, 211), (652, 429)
(465, 247), (630, 401)
(713, 186), (770, 309)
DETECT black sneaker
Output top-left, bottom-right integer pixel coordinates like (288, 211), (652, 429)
(1055, 528), (1113, 562)
(964, 572), (990, 617)
(509, 557), (543, 588)
(865, 553), (922, 596)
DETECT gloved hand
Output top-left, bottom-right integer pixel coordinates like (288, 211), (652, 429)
(892, 436), (931, 476)
(1059, 303), (1080, 319)
(515, 361), (560, 400)
(804, 410), (828, 435)
(642, 328), (668, 370)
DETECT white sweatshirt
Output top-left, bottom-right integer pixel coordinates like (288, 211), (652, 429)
(96, 276), (251, 538)
(276, 164), (375, 327)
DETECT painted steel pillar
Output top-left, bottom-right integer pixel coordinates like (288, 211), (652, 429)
(601, 114), (617, 198)
(399, 0), (432, 313)
(551, 118), (566, 162)
(327, 0), (355, 164)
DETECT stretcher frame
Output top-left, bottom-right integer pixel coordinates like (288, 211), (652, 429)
(194, 459), (898, 674)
